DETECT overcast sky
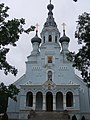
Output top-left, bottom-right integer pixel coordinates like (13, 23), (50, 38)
(0, 0), (90, 85)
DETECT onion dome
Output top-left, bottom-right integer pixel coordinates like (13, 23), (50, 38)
(31, 30), (41, 44)
(59, 30), (70, 43)
(47, 1), (54, 12)
(44, 0), (57, 27)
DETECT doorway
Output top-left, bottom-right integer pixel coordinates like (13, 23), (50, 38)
(46, 92), (53, 111)
(56, 92), (63, 111)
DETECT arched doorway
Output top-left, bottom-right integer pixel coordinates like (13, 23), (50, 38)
(46, 92), (53, 111)
(26, 92), (33, 107)
(36, 92), (43, 110)
(66, 92), (73, 107)
(56, 92), (63, 111)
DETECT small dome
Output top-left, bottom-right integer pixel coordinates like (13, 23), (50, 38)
(59, 30), (70, 43)
(47, 3), (54, 11)
(59, 36), (70, 43)
(31, 31), (41, 44)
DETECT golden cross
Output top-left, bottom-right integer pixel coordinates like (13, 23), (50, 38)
(62, 23), (66, 31)
(35, 23), (39, 31)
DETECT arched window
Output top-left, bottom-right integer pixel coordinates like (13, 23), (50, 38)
(66, 92), (73, 107)
(26, 92), (33, 107)
(48, 35), (52, 42)
(55, 36), (57, 43)
(43, 36), (45, 43)
(48, 71), (52, 81)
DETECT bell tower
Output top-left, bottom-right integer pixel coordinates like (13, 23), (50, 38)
(41, 0), (60, 44)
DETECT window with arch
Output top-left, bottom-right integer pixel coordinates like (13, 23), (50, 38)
(48, 35), (52, 42)
(55, 36), (57, 43)
(66, 92), (73, 107)
(48, 71), (52, 81)
(26, 92), (33, 107)
(43, 36), (45, 43)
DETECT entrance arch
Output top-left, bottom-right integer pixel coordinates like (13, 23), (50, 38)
(46, 92), (53, 111)
(26, 92), (33, 107)
(56, 92), (63, 111)
(66, 91), (73, 107)
(36, 92), (43, 110)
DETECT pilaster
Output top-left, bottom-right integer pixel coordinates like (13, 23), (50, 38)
(33, 95), (36, 110)
(53, 95), (56, 110)
(43, 94), (46, 110)
(63, 94), (66, 110)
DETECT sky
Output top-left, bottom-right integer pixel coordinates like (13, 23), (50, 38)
(0, 0), (90, 85)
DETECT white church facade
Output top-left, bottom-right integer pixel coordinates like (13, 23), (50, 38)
(7, 1), (90, 120)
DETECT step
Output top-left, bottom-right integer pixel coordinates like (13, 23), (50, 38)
(30, 111), (69, 120)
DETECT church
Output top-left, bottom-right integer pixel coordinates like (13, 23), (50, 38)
(7, 1), (90, 120)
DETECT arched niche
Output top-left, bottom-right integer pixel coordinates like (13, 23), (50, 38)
(56, 92), (63, 111)
(66, 91), (73, 107)
(26, 91), (33, 107)
(36, 92), (43, 110)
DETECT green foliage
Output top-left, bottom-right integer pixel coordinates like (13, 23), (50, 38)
(0, 82), (19, 114)
(67, 12), (90, 85)
(2, 113), (8, 120)
(0, 3), (35, 76)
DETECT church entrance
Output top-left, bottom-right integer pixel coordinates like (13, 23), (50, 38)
(36, 92), (43, 110)
(56, 92), (63, 111)
(46, 92), (53, 111)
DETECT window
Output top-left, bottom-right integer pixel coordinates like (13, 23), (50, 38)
(49, 35), (52, 42)
(48, 71), (52, 81)
(55, 36), (57, 43)
(48, 56), (53, 63)
(43, 36), (45, 43)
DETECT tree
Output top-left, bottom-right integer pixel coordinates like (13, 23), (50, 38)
(0, 82), (19, 114)
(0, 3), (35, 76)
(67, 12), (90, 108)
(67, 12), (90, 84)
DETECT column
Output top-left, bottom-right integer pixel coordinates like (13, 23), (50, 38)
(33, 95), (36, 110)
(73, 96), (75, 108)
(43, 94), (46, 110)
(63, 94), (66, 110)
(53, 94), (56, 111)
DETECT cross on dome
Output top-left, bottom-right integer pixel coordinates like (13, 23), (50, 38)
(35, 23), (39, 32)
(62, 23), (66, 36)
(62, 23), (66, 31)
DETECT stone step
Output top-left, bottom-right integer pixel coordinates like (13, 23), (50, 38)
(30, 111), (69, 120)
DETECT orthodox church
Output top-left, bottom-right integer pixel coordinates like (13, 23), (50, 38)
(7, 1), (90, 120)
